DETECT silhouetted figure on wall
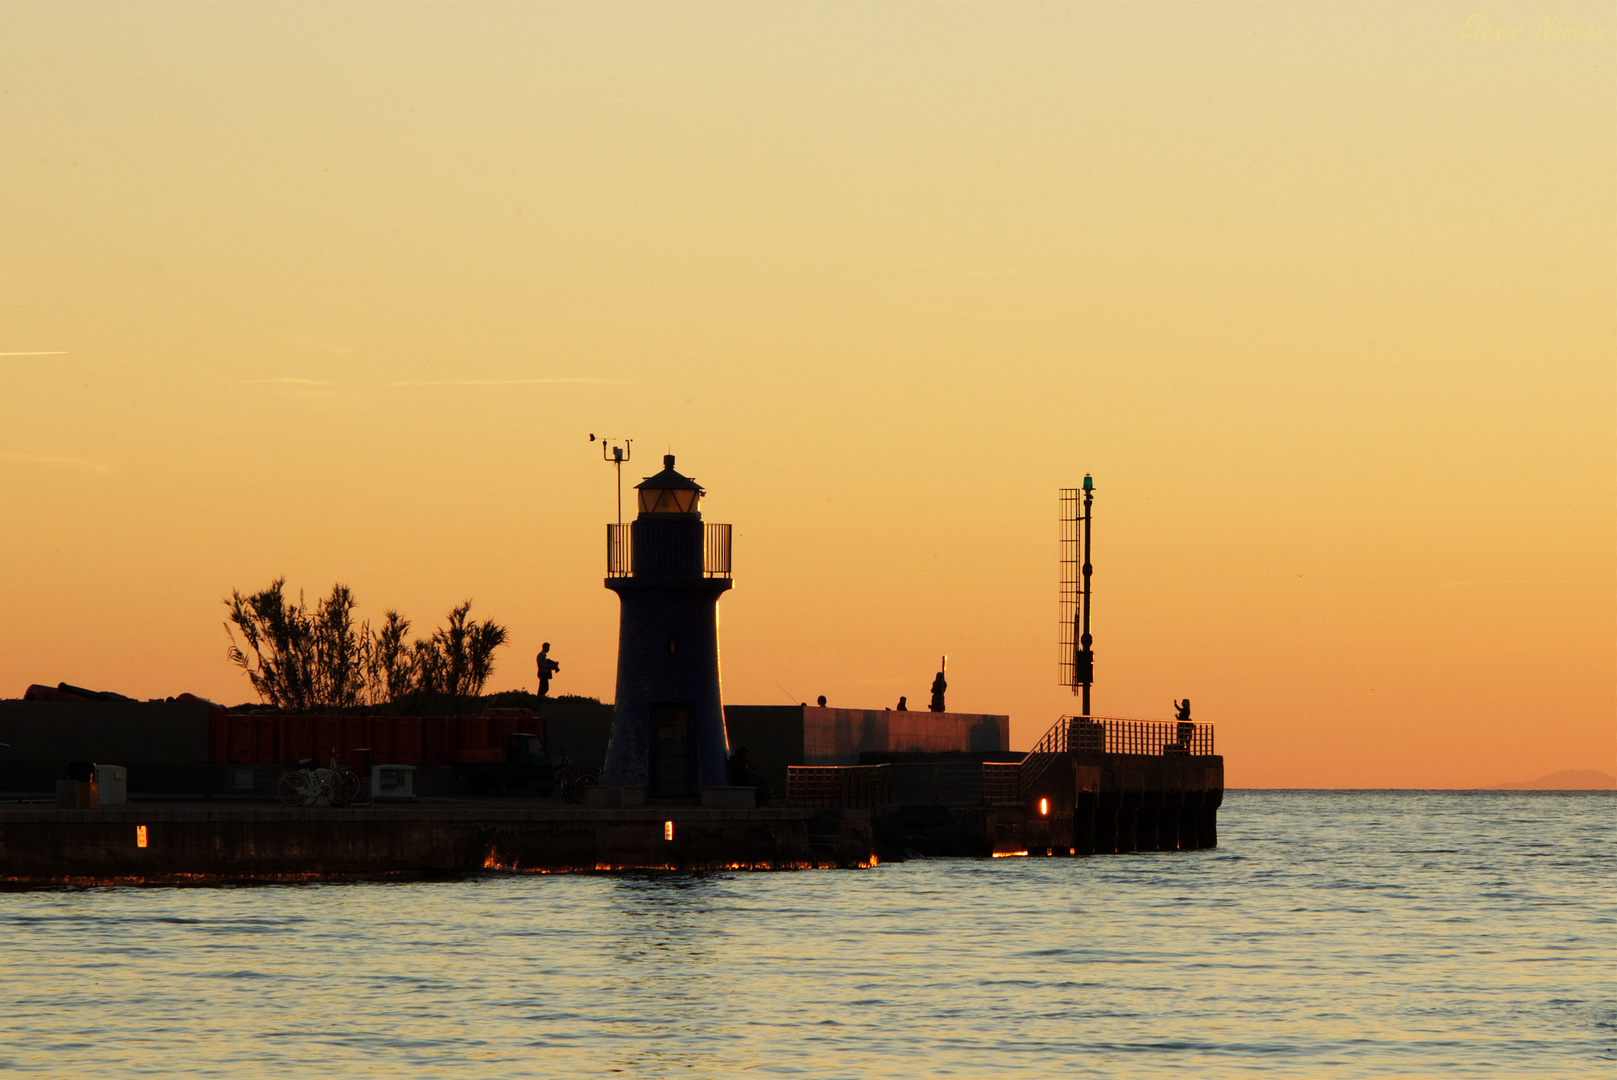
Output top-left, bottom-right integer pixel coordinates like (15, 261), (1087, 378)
(817, 695), (827, 707)
(896, 696), (907, 711)
(728, 745), (774, 801)
(928, 670), (947, 713)
(537, 643), (560, 698)
(1174, 698), (1193, 749)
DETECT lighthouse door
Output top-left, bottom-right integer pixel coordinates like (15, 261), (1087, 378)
(651, 704), (693, 797)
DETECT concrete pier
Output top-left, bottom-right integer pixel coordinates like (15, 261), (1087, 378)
(0, 803), (876, 886)
(1020, 751), (1223, 856)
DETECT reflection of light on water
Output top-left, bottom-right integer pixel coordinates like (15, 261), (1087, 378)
(991, 850), (1029, 858)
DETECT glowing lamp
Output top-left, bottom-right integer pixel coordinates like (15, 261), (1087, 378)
(1039, 798), (1049, 817)
(664, 820), (675, 841)
(136, 825), (148, 848)
(636, 455), (704, 516)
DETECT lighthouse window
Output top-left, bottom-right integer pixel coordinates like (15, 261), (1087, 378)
(638, 487), (700, 515)
(668, 636), (678, 655)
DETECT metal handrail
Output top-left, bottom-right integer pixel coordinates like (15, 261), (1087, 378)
(606, 523), (631, 578)
(605, 522), (732, 579)
(1020, 714), (1215, 797)
(1032, 714), (1214, 757)
(704, 523), (731, 578)
(786, 764), (891, 808)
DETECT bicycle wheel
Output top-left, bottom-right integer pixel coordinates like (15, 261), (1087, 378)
(277, 771), (313, 807)
(332, 769), (362, 805)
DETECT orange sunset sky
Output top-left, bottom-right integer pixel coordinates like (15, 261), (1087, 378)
(2, 4), (1612, 787)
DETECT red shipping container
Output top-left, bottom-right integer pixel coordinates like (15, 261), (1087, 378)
(342, 716), (367, 755)
(254, 715), (276, 764)
(391, 717), (422, 765)
(368, 716), (395, 763)
(227, 715), (254, 763)
(421, 717), (451, 765)
(281, 715), (313, 763)
(456, 716), (489, 753)
(207, 712), (228, 764)
(314, 716), (342, 761)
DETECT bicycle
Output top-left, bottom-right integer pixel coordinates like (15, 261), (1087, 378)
(554, 758), (599, 804)
(277, 748), (362, 807)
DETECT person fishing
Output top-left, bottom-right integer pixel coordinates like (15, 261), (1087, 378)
(1174, 698), (1193, 749)
(929, 658), (947, 713)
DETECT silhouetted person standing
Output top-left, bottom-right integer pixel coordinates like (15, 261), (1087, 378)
(816, 695), (827, 707)
(896, 696), (907, 711)
(537, 643), (560, 698)
(1174, 698), (1193, 749)
(928, 669), (947, 713)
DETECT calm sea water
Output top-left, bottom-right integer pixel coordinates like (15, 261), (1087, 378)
(0, 791), (1610, 1078)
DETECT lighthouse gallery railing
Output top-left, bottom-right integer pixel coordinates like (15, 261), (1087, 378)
(606, 522), (732, 579)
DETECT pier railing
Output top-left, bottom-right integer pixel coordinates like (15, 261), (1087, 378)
(1020, 714), (1215, 797)
(605, 522), (733, 579)
(786, 764), (891, 808)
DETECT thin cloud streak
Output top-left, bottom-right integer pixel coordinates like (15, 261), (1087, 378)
(383, 377), (628, 387)
(2, 452), (114, 475)
(0, 351), (69, 357)
(208, 377), (625, 389)
(212, 377), (339, 386)
(1435, 578), (1602, 588)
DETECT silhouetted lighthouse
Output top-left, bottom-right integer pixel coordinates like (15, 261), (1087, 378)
(599, 454), (734, 796)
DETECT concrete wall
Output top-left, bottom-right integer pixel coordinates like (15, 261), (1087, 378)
(0, 700), (211, 792)
(0, 805), (877, 883)
(802, 707), (1009, 764)
(723, 705), (806, 793)
(724, 705), (1010, 792)
(541, 698), (615, 772)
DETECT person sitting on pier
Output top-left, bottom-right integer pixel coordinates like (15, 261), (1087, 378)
(928, 669), (946, 713)
(895, 695), (907, 711)
(1174, 699), (1193, 749)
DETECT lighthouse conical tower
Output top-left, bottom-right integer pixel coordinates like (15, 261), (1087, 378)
(599, 454), (733, 796)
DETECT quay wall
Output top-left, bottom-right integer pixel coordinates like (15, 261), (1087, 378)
(0, 806), (876, 886)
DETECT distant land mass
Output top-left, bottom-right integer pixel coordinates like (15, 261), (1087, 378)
(1491, 769), (1616, 791)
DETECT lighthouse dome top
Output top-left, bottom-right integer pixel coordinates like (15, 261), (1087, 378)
(634, 454), (704, 515)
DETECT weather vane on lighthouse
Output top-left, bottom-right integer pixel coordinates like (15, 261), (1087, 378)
(589, 434), (633, 525)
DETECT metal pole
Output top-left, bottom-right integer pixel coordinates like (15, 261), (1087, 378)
(1080, 477), (1093, 717)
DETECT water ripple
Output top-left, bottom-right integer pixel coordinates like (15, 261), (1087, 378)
(0, 791), (1612, 1077)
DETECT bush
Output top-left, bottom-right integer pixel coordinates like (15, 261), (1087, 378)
(226, 579), (508, 711)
